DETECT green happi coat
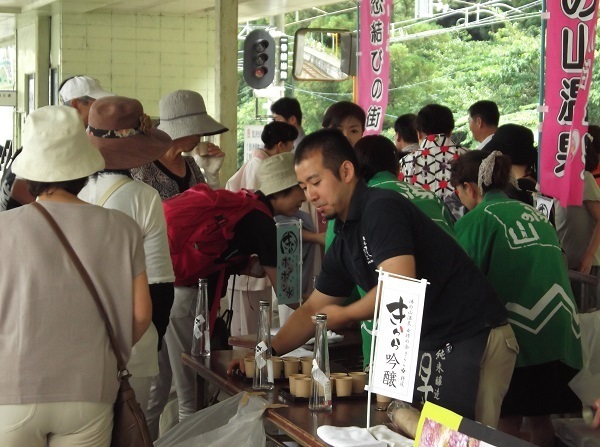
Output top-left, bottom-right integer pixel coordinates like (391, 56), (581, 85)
(455, 190), (582, 369)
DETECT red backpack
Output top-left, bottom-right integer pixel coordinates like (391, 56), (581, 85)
(163, 183), (272, 288)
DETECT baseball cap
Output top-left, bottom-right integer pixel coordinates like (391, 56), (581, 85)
(59, 76), (114, 103)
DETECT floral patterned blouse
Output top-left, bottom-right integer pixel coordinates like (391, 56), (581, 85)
(130, 156), (206, 201)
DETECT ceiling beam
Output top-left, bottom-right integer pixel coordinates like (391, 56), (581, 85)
(21, 0), (55, 12)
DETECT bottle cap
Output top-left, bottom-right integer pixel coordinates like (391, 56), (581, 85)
(315, 313), (327, 321)
(198, 278), (208, 285)
(259, 300), (270, 308)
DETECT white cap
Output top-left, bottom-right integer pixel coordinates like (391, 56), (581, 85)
(59, 76), (114, 103)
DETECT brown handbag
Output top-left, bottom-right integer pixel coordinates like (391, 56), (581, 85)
(33, 202), (152, 447)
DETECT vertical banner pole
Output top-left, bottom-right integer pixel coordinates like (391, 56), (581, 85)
(537, 0), (547, 183)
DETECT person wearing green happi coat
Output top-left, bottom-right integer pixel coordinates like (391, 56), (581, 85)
(450, 149), (583, 447)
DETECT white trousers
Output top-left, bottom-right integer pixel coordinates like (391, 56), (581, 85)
(0, 401), (112, 447)
(129, 376), (152, 417)
(146, 286), (197, 441)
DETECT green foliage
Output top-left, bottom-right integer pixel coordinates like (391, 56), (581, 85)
(237, 0), (600, 154)
(386, 21), (541, 147)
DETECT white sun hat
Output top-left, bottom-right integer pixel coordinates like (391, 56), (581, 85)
(12, 105), (105, 182)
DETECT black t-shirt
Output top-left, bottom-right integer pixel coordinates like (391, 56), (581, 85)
(208, 192), (277, 305)
(318, 181), (507, 350)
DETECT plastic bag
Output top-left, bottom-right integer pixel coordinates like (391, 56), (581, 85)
(154, 392), (270, 447)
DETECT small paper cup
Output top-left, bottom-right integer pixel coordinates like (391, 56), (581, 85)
(288, 373), (306, 396)
(300, 356), (313, 375)
(196, 141), (210, 156)
(330, 372), (348, 394)
(282, 357), (300, 378)
(272, 356), (283, 380)
(349, 371), (367, 394)
(243, 356), (255, 379)
(375, 394), (393, 411)
(335, 376), (353, 397)
(295, 377), (312, 398)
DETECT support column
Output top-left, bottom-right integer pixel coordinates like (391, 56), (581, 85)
(215, 0), (238, 184)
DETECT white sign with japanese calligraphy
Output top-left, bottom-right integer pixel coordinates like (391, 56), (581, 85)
(276, 220), (302, 306)
(369, 270), (427, 402)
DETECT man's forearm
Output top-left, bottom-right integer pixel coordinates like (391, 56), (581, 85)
(272, 301), (316, 354)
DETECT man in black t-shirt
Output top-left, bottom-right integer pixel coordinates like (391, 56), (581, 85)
(236, 129), (518, 431)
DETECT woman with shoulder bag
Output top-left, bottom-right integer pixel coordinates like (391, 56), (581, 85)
(0, 105), (152, 447)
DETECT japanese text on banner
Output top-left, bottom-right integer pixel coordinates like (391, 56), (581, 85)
(276, 221), (302, 306)
(358, 0), (392, 135)
(370, 273), (426, 401)
(540, 0), (599, 206)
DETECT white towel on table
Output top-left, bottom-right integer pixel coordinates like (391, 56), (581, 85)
(316, 426), (386, 447)
(369, 425), (414, 447)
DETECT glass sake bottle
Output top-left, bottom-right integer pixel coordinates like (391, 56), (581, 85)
(309, 313), (332, 412)
(253, 300), (274, 390)
(191, 278), (210, 358)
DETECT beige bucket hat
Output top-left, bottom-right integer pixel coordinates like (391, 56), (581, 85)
(12, 105), (105, 182)
(257, 152), (299, 195)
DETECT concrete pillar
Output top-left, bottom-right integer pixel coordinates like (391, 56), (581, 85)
(215, 0), (238, 184)
(15, 12), (50, 147)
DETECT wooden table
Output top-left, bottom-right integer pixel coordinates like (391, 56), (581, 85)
(182, 350), (390, 447)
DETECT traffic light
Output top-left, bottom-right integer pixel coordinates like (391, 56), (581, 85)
(243, 29), (275, 89)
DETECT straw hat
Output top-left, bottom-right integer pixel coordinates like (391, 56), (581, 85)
(12, 106), (105, 182)
(87, 96), (171, 170)
(59, 76), (114, 103)
(257, 152), (299, 195)
(157, 90), (228, 139)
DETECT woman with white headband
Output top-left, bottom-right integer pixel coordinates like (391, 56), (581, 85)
(450, 150), (582, 447)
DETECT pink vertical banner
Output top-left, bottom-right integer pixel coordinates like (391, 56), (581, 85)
(358, 0), (392, 136)
(540, 0), (599, 206)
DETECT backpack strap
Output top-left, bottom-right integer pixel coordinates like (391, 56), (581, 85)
(209, 267), (228, 336)
(97, 177), (133, 206)
(241, 188), (273, 218)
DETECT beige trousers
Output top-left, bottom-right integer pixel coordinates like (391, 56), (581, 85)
(0, 401), (112, 447)
(475, 323), (519, 428)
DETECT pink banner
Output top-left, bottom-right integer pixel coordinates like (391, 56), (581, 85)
(540, 0), (599, 206)
(358, 0), (392, 136)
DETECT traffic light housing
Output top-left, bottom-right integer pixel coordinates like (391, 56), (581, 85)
(278, 36), (289, 82)
(243, 30), (275, 89)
